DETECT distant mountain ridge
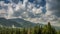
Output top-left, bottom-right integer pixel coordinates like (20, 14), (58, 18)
(0, 18), (36, 27)
(0, 18), (21, 27)
(8, 18), (36, 27)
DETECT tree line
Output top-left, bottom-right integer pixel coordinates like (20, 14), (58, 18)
(0, 22), (60, 34)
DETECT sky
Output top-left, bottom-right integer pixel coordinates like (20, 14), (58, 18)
(0, 0), (60, 26)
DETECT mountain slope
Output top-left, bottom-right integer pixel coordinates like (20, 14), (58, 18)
(0, 18), (36, 27)
(0, 18), (22, 27)
(9, 18), (36, 27)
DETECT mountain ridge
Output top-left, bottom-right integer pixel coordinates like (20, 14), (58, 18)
(0, 18), (36, 27)
(8, 18), (36, 27)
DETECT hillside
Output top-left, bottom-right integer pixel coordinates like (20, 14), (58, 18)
(8, 18), (36, 27)
(0, 18), (21, 27)
(0, 18), (36, 27)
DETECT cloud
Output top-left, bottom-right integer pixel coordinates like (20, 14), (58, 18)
(0, 1), (14, 18)
(25, 0), (60, 25)
(46, 0), (60, 17)
(0, 0), (60, 26)
(12, 0), (44, 18)
(0, 0), (46, 20)
(0, 0), (51, 23)
(45, 0), (60, 25)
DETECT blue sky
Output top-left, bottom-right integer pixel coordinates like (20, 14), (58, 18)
(1, 0), (46, 7)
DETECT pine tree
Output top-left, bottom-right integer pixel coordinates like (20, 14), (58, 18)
(47, 22), (56, 34)
(38, 25), (42, 34)
(28, 28), (32, 34)
(16, 28), (21, 34)
(33, 24), (42, 34)
(22, 28), (27, 34)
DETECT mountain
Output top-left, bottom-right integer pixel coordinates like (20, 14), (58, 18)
(0, 18), (60, 30)
(0, 18), (36, 27)
(0, 18), (22, 27)
(8, 18), (36, 28)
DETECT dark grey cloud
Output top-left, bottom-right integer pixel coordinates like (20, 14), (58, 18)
(46, 0), (60, 17)
(0, 6), (2, 9)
